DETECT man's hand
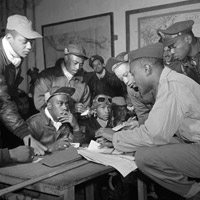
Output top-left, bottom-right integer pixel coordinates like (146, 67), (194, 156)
(23, 135), (47, 156)
(58, 111), (79, 130)
(9, 146), (34, 163)
(96, 137), (114, 148)
(74, 103), (86, 113)
(95, 128), (115, 141)
(48, 136), (70, 151)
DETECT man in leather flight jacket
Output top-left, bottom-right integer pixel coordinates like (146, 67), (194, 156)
(34, 43), (91, 114)
(0, 14), (47, 165)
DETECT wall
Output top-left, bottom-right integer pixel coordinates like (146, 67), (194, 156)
(34, 0), (188, 71)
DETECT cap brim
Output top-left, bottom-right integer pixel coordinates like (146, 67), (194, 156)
(55, 87), (76, 97)
(65, 52), (88, 60)
(19, 30), (42, 39)
(105, 57), (124, 74)
(163, 36), (180, 47)
(45, 87), (75, 102)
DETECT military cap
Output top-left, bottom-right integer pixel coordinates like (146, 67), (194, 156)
(6, 15), (42, 39)
(112, 96), (127, 106)
(128, 43), (164, 63)
(89, 55), (104, 68)
(64, 44), (88, 60)
(157, 20), (194, 47)
(115, 51), (129, 62)
(45, 86), (75, 102)
(105, 57), (125, 74)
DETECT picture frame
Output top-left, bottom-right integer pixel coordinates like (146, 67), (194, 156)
(42, 12), (114, 69)
(126, 0), (200, 51)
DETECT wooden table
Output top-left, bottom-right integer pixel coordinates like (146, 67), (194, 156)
(0, 158), (114, 200)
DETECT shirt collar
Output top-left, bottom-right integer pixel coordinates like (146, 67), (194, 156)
(97, 117), (108, 128)
(61, 63), (73, 81)
(45, 107), (62, 131)
(2, 36), (22, 67)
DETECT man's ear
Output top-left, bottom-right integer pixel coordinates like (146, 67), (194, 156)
(185, 34), (192, 44)
(47, 102), (52, 110)
(5, 33), (13, 43)
(144, 64), (152, 76)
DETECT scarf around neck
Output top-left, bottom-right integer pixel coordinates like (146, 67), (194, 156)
(2, 36), (22, 67)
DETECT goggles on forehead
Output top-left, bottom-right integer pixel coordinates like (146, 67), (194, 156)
(93, 95), (112, 108)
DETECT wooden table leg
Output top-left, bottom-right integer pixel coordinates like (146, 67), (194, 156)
(60, 186), (75, 200)
(138, 178), (147, 200)
(85, 182), (94, 200)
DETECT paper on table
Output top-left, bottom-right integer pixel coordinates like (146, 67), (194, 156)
(87, 140), (122, 155)
(78, 149), (137, 177)
(87, 140), (100, 150)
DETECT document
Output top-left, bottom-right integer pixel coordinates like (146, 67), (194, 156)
(78, 140), (137, 177)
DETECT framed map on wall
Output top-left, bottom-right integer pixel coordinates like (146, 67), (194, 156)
(42, 12), (114, 69)
(126, 0), (200, 51)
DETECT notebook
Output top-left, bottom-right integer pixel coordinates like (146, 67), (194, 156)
(40, 146), (82, 167)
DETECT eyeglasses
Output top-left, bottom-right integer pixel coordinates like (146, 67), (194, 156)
(95, 95), (112, 105)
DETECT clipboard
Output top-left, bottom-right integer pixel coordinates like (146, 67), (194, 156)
(40, 146), (82, 167)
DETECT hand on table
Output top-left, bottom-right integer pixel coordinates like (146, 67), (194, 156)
(96, 137), (114, 148)
(23, 135), (47, 156)
(9, 145), (34, 163)
(48, 136), (70, 151)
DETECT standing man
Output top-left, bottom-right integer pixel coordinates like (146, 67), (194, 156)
(158, 20), (200, 84)
(0, 14), (47, 155)
(96, 43), (200, 199)
(84, 55), (126, 102)
(34, 43), (91, 113)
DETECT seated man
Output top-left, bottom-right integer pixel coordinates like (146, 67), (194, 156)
(15, 89), (38, 120)
(79, 94), (113, 141)
(112, 96), (130, 127)
(27, 86), (86, 151)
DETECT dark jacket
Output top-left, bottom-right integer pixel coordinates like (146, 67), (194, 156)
(0, 38), (32, 166)
(0, 38), (32, 139)
(168, 37), (200, 84)
(34, 63), (91, 110)
(26, 109), (87, 146)
(80, 116), (113, 141)
(83, 69), (126, 102)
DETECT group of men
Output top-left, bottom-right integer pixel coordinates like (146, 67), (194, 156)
(0, 12), (200, 200)
(96, 20), (200, 200)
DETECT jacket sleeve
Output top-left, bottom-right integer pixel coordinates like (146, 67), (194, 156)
(127, 88), (152, 125)
(80, 83), (91, 107)
(0, 148), (13, 167)
(0, 61), (32, 139)
(33, 71), (53, 111)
